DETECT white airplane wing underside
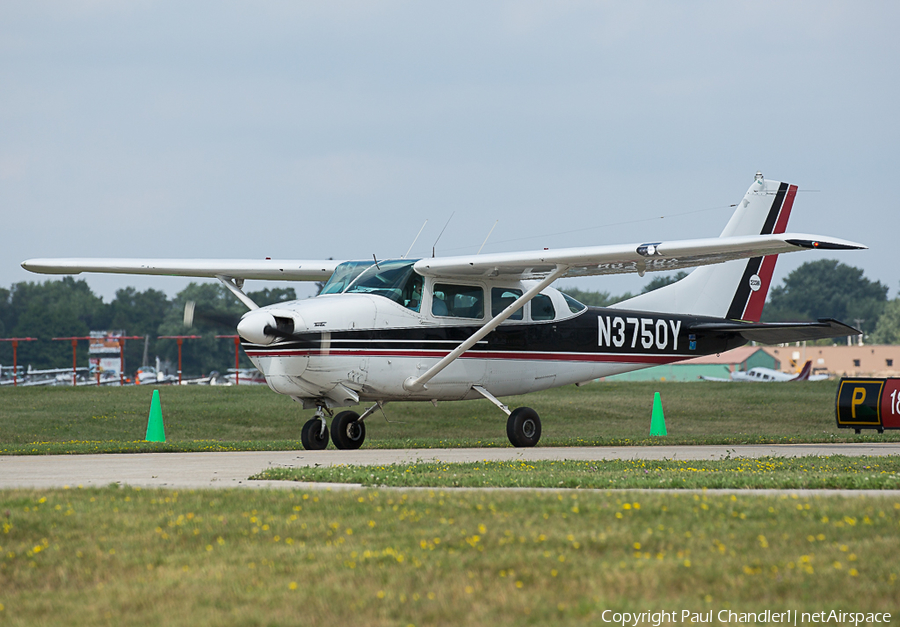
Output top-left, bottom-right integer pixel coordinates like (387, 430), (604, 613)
(412, 233), (865, 280)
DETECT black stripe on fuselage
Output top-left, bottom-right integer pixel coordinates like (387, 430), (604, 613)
(242, 307), (749, 360)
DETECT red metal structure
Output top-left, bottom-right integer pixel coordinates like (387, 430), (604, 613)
(216, 335), (242, 385)
(51, 336), (92, 385)
(1, 337), (38, 386)
(112, 336), (143, 385)
(158, 335), (202, 384)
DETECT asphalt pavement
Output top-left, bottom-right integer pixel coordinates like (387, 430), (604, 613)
(1, 443), (899, 491)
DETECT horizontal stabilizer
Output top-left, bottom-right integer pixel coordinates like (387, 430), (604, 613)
(688, 318), (860, 344)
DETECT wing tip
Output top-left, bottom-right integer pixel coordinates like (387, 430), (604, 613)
(21, 259), (79, 275)
(784, 238), (867, 251)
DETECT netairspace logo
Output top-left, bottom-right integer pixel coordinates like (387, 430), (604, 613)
(599, 610), (892, 626)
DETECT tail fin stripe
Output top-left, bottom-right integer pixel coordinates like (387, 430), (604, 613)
(741, 254), (778, 322)
(726, 182), (797, 321)
(725, 256), (763, 320)
(760, 183), (789, 235)
(773, 185), (798, 235)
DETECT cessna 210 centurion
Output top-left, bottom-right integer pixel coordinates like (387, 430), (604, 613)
(23, 173), (864, 450)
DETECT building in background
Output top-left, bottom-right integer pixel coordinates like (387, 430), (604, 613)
(89, 331), (125, 380)
(764, 345), (900, 378)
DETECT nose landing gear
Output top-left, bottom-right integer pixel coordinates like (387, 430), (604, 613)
(300, 406), (330, 450)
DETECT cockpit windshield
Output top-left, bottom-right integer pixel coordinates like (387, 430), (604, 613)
(321, 259), (424, 312)
(319, 260), (376, 295)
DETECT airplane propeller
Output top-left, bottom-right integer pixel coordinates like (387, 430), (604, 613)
(182, 300), (243, 330)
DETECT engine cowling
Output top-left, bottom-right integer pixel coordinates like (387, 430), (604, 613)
(237, 310), (303, 345)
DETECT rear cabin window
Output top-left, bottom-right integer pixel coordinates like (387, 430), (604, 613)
(531, 294), (556, 321)
(433, 284), (484, 319)
(562, 292), (586, 314)
(491, 288), (523, 320)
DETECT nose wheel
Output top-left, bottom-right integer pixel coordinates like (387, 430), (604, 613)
(301, 416), (329, 450)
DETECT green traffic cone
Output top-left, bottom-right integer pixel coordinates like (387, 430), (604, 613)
(650, 392), (667, 436)
(145, 389), (166, 442)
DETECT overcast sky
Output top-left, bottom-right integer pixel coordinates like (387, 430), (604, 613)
(2, 1), (897, 304)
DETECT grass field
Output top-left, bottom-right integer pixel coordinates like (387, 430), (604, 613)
(2, 383), (899, 624)
(255, 456), (900, 490)
(0, 487), (898, 626)
(1, 381), (897, 455)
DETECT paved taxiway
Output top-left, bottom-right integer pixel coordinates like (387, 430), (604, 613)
(1, 443), (899, 491)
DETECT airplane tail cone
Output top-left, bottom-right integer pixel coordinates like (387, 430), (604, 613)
(650, 392), (667, 436)
(145, 390), (166, 443)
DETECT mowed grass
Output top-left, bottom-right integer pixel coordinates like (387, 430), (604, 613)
(0, 487), (898, 626)
(1, 381), (897, 454)
(255, 456), (900, 490)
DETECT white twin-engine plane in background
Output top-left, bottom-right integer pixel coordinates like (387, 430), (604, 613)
(23, 173), (865, 450)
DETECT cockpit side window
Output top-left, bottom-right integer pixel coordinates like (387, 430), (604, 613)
(531, 294), (556, 321)
(339, 259), (424, 311)
(433, 284), (484, 319)
(491, 287), (523, 320)
(401, 272), (424, 312)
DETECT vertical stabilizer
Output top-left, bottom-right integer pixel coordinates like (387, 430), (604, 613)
(614, 172), (798, 321)
(792, 360), (812, 381)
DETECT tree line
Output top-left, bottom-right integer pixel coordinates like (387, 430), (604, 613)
(1, 259), (897, 376)
(0, 278), (295, 377)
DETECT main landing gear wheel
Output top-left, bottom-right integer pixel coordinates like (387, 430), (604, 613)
(507, 406), (541, 448)
(301, 418), (329, 450)
(331, 410), (366, 450)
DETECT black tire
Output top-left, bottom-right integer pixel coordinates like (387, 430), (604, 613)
(301, 418), (329, 450)
(331, 411), (366, 450)
(507, 406), (541, 447)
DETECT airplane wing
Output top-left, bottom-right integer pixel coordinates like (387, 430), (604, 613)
(413, 233), (865, 279)
(21, 235), (864, 284)
(20, 258), (342, 282)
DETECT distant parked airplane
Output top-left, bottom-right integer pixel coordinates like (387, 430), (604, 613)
(701, 360), (828, 382)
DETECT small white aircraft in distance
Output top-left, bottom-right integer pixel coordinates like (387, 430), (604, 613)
(700, 360), (829, 382)
(22, 173), (864, 450)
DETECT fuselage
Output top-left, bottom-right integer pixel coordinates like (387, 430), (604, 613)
(238, 260), (747, 409)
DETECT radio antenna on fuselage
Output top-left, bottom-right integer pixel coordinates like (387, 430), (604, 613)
(477, 220), (499, 255)
(432, 212), (455, 258)
(402, 220), (428, 259)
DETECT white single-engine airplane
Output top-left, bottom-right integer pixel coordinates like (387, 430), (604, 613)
(23, 173), (864, 450)
(701, 360), (829, 382)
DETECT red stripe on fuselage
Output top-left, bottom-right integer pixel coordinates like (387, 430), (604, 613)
(244, 347), (688, 365)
